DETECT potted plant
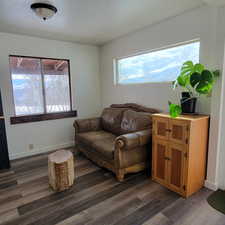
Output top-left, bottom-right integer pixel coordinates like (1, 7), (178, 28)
(169, 61), (219, 118)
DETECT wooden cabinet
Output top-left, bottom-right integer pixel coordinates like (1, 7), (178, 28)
(152, 113), (209, 198)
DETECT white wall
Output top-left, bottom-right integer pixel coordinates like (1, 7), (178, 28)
(100, 6), (213, 113)
(100, 6), (225, 190)
(0, 32), (101, 159)
(212, 6), (225, 190)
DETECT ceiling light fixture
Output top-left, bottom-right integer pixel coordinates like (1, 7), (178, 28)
(31, 3), (57, 21)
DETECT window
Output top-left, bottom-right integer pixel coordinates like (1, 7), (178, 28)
(116, 41), (200, 84)
(9, 56), (76, 124)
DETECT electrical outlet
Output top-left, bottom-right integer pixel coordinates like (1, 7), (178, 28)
(29, 144), (34, 150)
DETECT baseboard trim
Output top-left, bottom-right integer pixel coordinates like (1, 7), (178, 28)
(204, 180), (218, 191)
(9, 141), (74, 160)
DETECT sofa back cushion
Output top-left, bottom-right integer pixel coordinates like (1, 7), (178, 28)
(101, 108), (126, 135)
(111, 103), (160, 114)
(120, 110), (152, 134)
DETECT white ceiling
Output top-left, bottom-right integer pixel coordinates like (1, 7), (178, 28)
(0, 0), (207, 45)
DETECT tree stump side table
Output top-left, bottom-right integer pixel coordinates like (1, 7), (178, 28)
(48, 150), (75, 192)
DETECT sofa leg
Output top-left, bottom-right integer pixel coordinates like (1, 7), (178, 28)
(116, 170), (125, 182)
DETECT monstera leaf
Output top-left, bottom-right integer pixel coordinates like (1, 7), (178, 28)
(176, 74), (189, 87)
(176, 61), (194, 87)
(181, 61), (204, 75)
(190, 70), (214, 94)
(180, 61), (195, 76)
(193, 63), (205, 73)
(176, 61), (205, 87)
(168, 102), (182, 118)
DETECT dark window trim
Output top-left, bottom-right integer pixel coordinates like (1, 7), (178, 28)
(9, 55), (71, 62)
(9, 55), (76, 124)
(10, 111), (77, 125)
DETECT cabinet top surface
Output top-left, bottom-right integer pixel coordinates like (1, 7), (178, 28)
(152, 113), (209, 121)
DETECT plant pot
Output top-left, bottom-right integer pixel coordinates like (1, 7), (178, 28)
(180, 93), (197, 114)
(181, 92), (191, 98)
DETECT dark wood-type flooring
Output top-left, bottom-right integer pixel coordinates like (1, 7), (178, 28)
(0, 148), (225, 225)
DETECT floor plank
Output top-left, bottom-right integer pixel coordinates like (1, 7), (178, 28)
(142, 213), (172, 225)
(0, 209), (19, 224)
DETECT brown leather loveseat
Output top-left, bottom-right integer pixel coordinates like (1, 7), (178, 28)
(74, 103), (159, 181)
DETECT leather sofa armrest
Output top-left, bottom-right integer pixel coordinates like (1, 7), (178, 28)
(73, 117), (102, 133)
(115, 129), (151, 150)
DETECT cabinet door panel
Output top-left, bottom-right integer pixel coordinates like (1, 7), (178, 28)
(152, 139), (168, 185)
(171, 149), (182, 187)
(168, 143), (186, 194)
(169, 120), (188, 144)
(153, 117), (169, 140)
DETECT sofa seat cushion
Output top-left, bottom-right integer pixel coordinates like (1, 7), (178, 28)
(77, 130), (116, 160)
(92, 136), (115, 160)
(121, 110), (152, 134)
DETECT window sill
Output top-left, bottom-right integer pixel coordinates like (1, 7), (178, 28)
(10, 111), (77, 125)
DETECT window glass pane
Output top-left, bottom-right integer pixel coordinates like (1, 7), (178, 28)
(42, 59), (71, 113)
(9, 56), (44, 116)
(117, 41), (200, 84)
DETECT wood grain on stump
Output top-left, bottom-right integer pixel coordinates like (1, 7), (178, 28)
(48, 150), (74, 191)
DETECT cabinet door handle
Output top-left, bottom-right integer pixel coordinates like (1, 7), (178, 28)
(164, 157), (171, 161)
(165, 129), (171, 132)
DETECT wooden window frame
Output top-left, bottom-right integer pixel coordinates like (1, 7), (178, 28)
(9, 55), (77, 124)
